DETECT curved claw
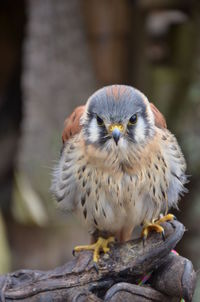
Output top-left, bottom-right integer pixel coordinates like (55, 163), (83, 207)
(162, 230), (165, 241)
(142, 235), (147, 247)
(92, 261), (99, 274)
(142, 213), (175, 241)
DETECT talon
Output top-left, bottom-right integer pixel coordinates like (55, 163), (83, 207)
(162, 230), (165, 241)
(72, 236), (115, 263)
(141, 213), (175, 241)
(142, 235), (147, 247)
(93, 262), (99, 273)
(141, 222), (164, 240)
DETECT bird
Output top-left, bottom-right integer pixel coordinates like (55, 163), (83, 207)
(51, 85), (187, 263)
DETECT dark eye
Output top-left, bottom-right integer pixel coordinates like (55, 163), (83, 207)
(128, 114), (137, 125)
(96, 115), (104, 126)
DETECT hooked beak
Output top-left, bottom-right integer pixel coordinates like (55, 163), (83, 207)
(109, 124), (124, 145)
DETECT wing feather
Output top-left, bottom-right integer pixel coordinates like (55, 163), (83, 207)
(62, 105), (85, 143)
(150, 103), (167, 129)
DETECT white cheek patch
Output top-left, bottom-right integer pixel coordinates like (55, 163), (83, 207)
(88, 118), (100, 143)
(134, 117), (146, 143)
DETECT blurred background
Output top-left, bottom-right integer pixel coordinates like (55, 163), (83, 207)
(0, 0), (200, 300)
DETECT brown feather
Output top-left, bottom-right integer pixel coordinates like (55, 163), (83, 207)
(150, 103), (167, 129)
(62, 105), (85, 143)
(105, 85), (130, 101)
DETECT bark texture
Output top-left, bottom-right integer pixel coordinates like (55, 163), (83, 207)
(0, 221), (196, 302)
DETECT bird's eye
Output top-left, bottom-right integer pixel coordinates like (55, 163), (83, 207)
(128, 114), (138, 125)
(96, 115), (104, 126)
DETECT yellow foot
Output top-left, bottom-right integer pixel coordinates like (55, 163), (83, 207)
(72, 236), (115, 262)
(141, 214), (175, 241)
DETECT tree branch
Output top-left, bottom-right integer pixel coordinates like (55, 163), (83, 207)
(0, 221), (196, 301)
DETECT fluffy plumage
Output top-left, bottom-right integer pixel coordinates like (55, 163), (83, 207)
(51, 85), (187, 242)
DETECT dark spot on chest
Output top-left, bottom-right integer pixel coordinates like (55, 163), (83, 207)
(102, 208), (106, 218)
(81, 195), (86, 206)
(160, 186), (166, 199)
(82, 165), (86, 172)
(93, 217), (98, 226)
(56, 192), (65, 202)
(86, 187), (91, 197)
(83, 208), (87, 219)
(87, 170), (92, 177)
(171, 171), (180, 180)
(162, 167), (165, 174)
(82, 179), (87, 187)
(161, 157), (167, 168)
(154, 164), (159, 170)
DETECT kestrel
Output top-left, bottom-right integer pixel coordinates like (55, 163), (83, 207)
(51, 85), (187, 262)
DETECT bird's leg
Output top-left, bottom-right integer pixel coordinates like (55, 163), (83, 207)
(73, 236), (115, 262)
(141, 214), (175, 241)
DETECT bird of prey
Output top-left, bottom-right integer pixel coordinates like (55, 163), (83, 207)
(51, 85), (187, 262)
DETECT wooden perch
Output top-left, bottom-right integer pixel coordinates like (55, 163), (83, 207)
(0, 220), (196, 302)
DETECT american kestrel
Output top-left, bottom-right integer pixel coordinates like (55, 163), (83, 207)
(51, 85), (187, 262)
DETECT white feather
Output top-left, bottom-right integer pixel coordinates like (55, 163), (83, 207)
(88, 118), (100, 143)
(134, 117), (146, 143)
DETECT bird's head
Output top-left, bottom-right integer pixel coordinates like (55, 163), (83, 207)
(81, 85), (155, 151)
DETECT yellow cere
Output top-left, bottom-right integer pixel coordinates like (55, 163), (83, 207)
(109, 124), (124, 133)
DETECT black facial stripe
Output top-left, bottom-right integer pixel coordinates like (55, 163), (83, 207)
(83, 113), (111, 146)
(98, 127), (111, 145)
(126, 127), (136, 143)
